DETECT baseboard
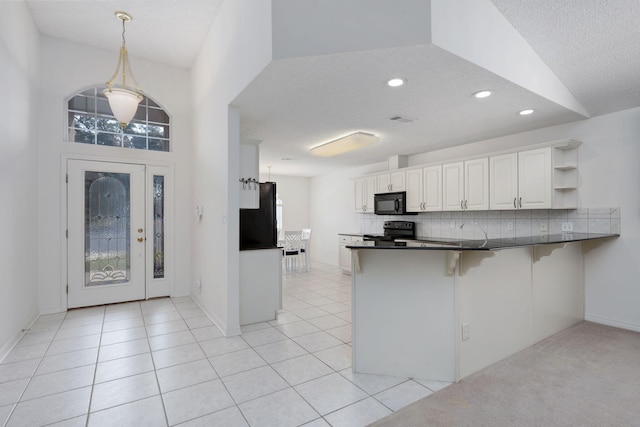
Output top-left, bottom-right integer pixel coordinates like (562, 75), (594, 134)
(191, 295), (241, 337)
(0, 313), (40, 363)
(585, 313), (640, 333)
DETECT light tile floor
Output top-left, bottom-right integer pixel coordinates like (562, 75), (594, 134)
(0, 262), (450, 427)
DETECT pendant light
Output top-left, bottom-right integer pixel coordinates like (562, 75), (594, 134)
(104, 11), (143, 129)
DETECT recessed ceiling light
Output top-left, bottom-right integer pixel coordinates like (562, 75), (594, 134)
(472, 90), (492, 99)
(386, 78), (406, 87)
(519, 109), (535, 115)
(280, 157), (293, 161)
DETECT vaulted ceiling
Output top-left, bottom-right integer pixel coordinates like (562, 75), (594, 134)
(26, 0), (640, 177)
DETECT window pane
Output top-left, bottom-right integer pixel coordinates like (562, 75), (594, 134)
(128, 136), (147, 150)
(148, 124), (169, 138)
(124, 121), (147, 136)
(96, 98), (112, 115)
(68, 96), (95, 112)
(153, 175), (165, 279)
(96, 117), (121, 133)
(97, 132), (122, 147)
(71, 129), (95, 144)
(148, 108), (169, 124)
(71, 113), (95, 131)
(85, 171), (131, 286)
(149, 139), (169, 152)
(68, 87), (170, 152)
(133, 106), (146, 121)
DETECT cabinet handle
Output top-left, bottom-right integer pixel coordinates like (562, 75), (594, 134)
(465, 200), (468, 210)
(388, 184), (392, 191)
(461, 200), (464, 210)
(519, 197), (522, 208)
(513, 198), (517, 209)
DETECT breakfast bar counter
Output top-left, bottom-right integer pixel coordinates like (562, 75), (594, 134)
(347, 233), (618, 383)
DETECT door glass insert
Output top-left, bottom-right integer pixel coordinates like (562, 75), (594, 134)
(153, 175), (165, 278)
(85, 171), (131, 286)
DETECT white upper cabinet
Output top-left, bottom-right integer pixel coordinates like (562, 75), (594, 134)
(355, 140), (580, 212)
(464, 158), (490, 210)
(239, 141), (260, 209)
(376, 170), (406, 193)
(489, 141), (580, 210)
(518, 148), (552, 209)
(443, 162), (465, 211)
(490, 153), (519, 210)
(354, 175), (377, 212)
(490, 147), (560, 210)
(406, 165), (442, 212)
(443, 159), (488, 211)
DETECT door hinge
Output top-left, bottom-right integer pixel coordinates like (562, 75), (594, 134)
(65, 174), (68, 183)
(66, 229), (68, 238)
(66, 284), (68, 294)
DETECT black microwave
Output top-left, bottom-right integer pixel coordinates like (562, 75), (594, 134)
(374, 191), (414, 215)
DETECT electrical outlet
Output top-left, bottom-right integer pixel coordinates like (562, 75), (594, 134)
(507, 222), (514, 231)
(195, 279), (202, 293)
(461, 323), (470, 341)
(540, 223), (548, 232)
(562, 222), (573, 232)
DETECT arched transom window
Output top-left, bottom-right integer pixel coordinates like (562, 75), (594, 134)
(67, 86), (170, 152)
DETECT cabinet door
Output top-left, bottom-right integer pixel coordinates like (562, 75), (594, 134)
(338, 237), (352, 272)
(376, 174), (391, 193)
(390, 170), (406, 191)
(465, 158), (489, 210)
(490, 153), (518, 210)
(405, 168), (424, 212)
(364, 176), (377, 212)
(519, 148), (551, 209)
(443, 162), (464, 211)
(423, 165), (443, 211)
(354, 179), (365, 212)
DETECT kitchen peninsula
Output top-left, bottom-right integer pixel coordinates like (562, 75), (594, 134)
(347, 232), (618, 382)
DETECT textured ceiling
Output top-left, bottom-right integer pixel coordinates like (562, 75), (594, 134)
(23, 0), (640, 177)
(26, 0), (223, 68)
(491, 0), (640, 116)
(233, 45), (584, 176)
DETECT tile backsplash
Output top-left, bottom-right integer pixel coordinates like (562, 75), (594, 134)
(359, 208), (620, 240)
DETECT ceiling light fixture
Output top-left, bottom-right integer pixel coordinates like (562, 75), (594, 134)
(386, 78), (406, 87)
(104, 11), (143, 129)
(310, 132), (379, 157)
(472, 90), (492, 99)
(519, 109), (535, 115)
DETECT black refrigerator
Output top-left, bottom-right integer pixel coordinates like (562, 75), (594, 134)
(240, 182), (278, 250)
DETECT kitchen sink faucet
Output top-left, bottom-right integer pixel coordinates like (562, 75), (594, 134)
(459, 222), (488, 248)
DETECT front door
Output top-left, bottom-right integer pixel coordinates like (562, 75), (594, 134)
(67, 160), (147, 308)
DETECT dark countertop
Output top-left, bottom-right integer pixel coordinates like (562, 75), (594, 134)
(346, 233), (619, 251)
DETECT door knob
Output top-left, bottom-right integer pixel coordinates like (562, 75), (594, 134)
(137, 237), (144, 242)
(138, 228), (144, 233)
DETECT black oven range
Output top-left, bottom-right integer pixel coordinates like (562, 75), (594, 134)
(363, 221), (416, 246)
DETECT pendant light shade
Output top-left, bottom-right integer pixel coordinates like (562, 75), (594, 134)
(104, 87), (142, 126)
(104, 11), (143, 129)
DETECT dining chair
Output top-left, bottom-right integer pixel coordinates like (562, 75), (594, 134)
(282, 230), (303, 273)
(301, 228), (312, 272)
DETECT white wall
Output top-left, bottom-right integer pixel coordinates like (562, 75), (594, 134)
(190, 0), (272, 336)
(36, 36), (193, 314)
(259, 173), (310, 232)
(310, 108), (640, 332)
(309, 161), (387, 265)
(0, 2), (40, 357)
